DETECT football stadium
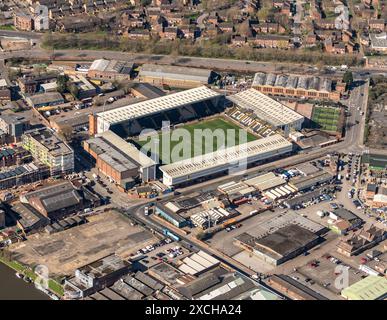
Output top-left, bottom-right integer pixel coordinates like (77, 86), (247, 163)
(86, 86), (304, 187)
(134, 117), (258, 164)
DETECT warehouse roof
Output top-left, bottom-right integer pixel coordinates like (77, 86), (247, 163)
(290, 171), (333, 191)
(89, 59), (133, 74)
(253, 72), (333, 93)
(23, 181), (83, 214)
(12, 202), (48, 230)
(139, 63), (213, 84)
(227, 89), (304, 127)
(332, 208), (360, 222)
(160, 134), (292, 179)
(341, 276), (387, 300)
(97, 86), (221, 126)
(131, 83), (166, 99)
(27, 92), (64, 106)
(249, 224), (319, 260)
(244, 172), (286, 191)
(87, 130), (155, 170)
(155, 203), (187, 224)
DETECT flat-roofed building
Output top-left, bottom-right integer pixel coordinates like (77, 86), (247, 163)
(130, 82), (166, 99)
(138, 64), (215, 89)
(160, 134), (293, 187)
(289, 170), (334, 191)
(341, 276), (387, 300)
(93, 86), (222, 135)
(22, 127), (74, 175)
(0, 113), (30, 143)
(84, 130), (156, 187)
(227, 88), (304, 135)
(26, 92), (65, 108)
(252, 72), (343, 101)
(235, 224), (321, 266)
(244, 172), (286, 191)
(64, 254), (132, 299)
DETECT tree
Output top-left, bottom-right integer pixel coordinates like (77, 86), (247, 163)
(196, 231), (211, 240)
(68, 83), (79, 99)
(56, 75), (69, 94)
(343, 71), (353, 90)
(59, 125), (74, 142)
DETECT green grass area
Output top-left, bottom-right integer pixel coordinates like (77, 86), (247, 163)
(0, 255), (64, 297)
(0, 25), (15, 31)
(311, 107), (341, 132)
(136, 118), (257, 164)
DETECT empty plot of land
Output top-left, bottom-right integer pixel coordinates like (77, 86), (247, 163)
(9, 211), (157, 276)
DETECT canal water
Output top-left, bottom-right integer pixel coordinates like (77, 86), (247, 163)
(0, 263), (49, 300)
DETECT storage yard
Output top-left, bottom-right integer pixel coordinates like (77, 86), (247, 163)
(7, 210), (158, 276)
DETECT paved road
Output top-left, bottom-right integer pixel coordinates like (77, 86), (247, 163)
(124, 202), (284, 297)
(340, 77), (369, 154)
(0, 30), (42, 40)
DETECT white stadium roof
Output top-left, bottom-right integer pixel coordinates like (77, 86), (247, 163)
(160, 134), (292, 179)
(227, 88), (304, 128)
(97, 86), (221, 126)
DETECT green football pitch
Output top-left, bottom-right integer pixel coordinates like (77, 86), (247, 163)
(135, 118), (258, 164)
(311, 107), (341, 132)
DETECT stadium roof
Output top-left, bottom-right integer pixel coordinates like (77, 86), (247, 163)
(160, 134), (292, 179)
(86, 130), (156, 169)
(341, 276), (387, 300)
(139, 64), (213, 83)
(227, 89), (304, 128)
(97, 86), (221, 127)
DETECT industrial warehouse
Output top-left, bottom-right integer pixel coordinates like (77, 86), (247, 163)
(138, 64), (216, 89)
(252, 72), (345, 101)
(234, 211), (326, 266)
(159, 134), (293, 187)
(227, 88), (305, 135)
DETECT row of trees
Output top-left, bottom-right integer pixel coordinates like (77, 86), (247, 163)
(43, 33), (363, 67)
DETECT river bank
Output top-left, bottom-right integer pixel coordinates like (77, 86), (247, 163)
(0, 263), (49, 300)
